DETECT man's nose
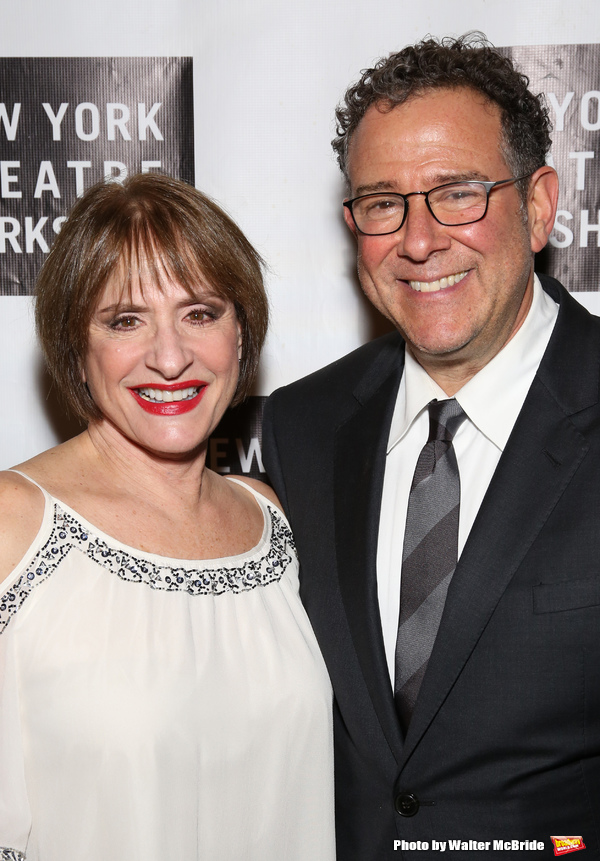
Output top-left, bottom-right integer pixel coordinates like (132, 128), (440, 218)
(396, 195), (451, 261)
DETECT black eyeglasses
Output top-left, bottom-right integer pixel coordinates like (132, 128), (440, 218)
(343, 174), (531, 236)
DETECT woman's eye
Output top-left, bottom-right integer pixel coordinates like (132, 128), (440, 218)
(187, 309), (215, 324)
(110, 315), (138, 329)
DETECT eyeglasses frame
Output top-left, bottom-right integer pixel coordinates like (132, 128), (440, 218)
(343, 174), (533, 236)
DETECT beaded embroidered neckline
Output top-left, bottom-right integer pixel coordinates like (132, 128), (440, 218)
(0, 847), (26, 861)
(0, 501), (296, 635)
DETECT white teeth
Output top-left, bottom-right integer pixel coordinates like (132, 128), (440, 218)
(136, 386), (200, 403)
(409, 270), (468, 293)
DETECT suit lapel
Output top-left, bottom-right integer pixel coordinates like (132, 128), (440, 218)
(401, 278), (599, 763)
(334, 339), (405, 760)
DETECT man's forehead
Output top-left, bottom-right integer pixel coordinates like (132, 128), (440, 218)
(346, 87), (506, 187)
(361, 86), (500, 136)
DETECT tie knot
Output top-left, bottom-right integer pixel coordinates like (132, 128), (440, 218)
(427, 398), (467, 443)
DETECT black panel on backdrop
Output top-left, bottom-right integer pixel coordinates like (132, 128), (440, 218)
(500, 44), (600, 291)
(0, 57), (193, 295)
(207, 397), (268, 482)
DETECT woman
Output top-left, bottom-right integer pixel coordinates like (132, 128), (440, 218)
(0, 174), (334, 861)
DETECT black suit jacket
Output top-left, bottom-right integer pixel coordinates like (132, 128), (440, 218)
(263, 275), (600, 859)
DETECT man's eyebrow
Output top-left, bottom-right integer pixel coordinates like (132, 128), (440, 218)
(352, 171), (492, 197)
(431, 170), (491, 184)
(353, 181), (400, 196)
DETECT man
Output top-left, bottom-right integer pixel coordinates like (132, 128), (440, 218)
(263, 35), (600, 859)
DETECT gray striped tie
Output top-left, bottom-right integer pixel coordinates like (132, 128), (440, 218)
(394, 398), (467, 731)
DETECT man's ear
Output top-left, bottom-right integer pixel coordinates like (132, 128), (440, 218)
(527, 166), (559, 254)
(343, 203), (359, 237)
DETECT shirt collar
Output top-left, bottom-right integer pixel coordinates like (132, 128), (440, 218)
(387, 275), (559, 453)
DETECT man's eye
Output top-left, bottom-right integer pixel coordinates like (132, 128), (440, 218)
(437, 186), (483, 205)
(364, 198), (402, 216)
(448, 190), (477, 201)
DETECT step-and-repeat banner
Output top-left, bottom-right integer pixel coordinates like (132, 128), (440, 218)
(0, 57), (193, 295)
(503, 43), (600, 289)
(1, 1), (599, 474)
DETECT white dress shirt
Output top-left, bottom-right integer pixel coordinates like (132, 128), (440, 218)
(377, 275), (559, 685)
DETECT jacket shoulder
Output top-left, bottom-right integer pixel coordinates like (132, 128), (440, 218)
(268, 331), (404, 408)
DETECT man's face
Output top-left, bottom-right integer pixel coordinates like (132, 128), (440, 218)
(344, 87), (554, 383)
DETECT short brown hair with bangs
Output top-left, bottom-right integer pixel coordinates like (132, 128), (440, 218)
(35, 173), (268, 421)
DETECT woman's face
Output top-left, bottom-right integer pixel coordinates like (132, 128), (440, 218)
(83, 267), (242, 460)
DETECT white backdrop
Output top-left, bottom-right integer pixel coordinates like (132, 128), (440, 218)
(1, 0), (599, 467)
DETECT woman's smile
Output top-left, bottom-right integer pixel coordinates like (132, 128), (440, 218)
(129, 380), (207, 414)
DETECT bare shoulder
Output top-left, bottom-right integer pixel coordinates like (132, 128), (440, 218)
(0, 470), (44, 515)
(0, 470), (46, 586)
(228, 475), (282, 508)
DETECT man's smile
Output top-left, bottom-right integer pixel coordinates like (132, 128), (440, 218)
(407, 270), (469, 293)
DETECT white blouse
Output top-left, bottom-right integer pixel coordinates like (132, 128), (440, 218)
(0, 474), (334, 861)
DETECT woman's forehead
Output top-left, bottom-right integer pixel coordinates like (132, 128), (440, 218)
(96, 252), (213, 308)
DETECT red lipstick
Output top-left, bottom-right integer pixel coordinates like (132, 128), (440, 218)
(128, 380), (207, 416)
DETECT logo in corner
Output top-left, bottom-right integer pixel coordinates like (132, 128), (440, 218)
(551, 837), (586, 856)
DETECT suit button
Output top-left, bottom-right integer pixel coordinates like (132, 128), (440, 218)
(395, 792), (419, 817)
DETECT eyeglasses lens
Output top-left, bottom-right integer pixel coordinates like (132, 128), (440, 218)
(352, 182), (488, 234)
